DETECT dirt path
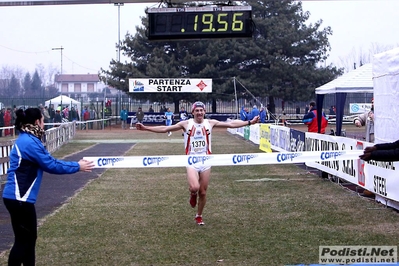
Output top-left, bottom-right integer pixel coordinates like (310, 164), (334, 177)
(0, 143), (134, 252)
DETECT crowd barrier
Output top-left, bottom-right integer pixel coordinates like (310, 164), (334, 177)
(2, 119), (397, 210)
(227, 122), (399, 210)
(0, 122), (77, 185)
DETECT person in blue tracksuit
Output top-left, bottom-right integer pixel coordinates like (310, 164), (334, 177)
(260, 106), (267, 123)
(239, 106), (248, 121)
(250, 105), (260, 120)
(164, 107), (174, 136)
(2, 108), (94, 266)
(120, 108), (128, 130)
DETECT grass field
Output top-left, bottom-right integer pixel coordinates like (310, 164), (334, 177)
(1, 127), (398, 266)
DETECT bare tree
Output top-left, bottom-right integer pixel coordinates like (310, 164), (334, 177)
(46, 64), (59, 86)
(337, 43), (398, 72)
(0, 65), (26, 97)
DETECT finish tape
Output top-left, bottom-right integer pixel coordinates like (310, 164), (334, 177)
(84, 150), (364, 168)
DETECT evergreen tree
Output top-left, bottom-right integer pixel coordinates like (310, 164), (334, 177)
(8, 74), (21, 97)
(101, 0), (342, 113)
(31, 70), (43, 98)
(22, 72), (32, 97)
(236, 0), (342, 112)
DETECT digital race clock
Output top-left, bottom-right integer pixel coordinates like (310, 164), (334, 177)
(147, 6), (253, 40)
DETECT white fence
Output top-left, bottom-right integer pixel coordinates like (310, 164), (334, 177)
(0, 122), (77, 185)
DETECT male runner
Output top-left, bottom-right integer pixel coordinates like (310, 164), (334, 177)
(136, 101), (260, 225)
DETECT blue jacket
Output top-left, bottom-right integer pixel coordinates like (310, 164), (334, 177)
(2, 132), (80, 203)
(120, 109), (128, 121)
(239, 107), (247, 121)
(165, 111), (174, 121)
(260, 109), (267, 123)
(250, 107), (260, 119)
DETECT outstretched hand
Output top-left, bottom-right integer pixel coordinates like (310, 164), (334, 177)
(359, 146), (377, 161)
(359, 152), (372, 161)
(136, 122), (145, 130)
(252, 115), (260, 124)
(364, 146), (377, 153)
(78, 159), (95, 172)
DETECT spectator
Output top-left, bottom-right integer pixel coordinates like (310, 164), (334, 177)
(164, 107), (174, 136)
(54, 110), (62, 126)
(179, 106), (189, 136)
(260, 106), (267, 123)
(179, 106), (188, 122)
(41, 105), (50, 130)
(69, 107), (79, 122)
(149, 105), (154, 113)
(250, 105), (260, 120)
(62, 106), (69, 120)
(120, 108), (128, 130)
(302, 101), (328, 133)
(89, 108), (96, 129)
(83, 107), (90, 129)
(2, 107), (94, 266)
(136, 107), (144, 124)
(329, 105), (336, 116)
(4, 108), (12, 136)
(48, 104), (55, 129)
(0, 108), (4, 137)
(354, 98), (374, 143)
(246, 107), (253, 120)
(12, 105), (17, 131)
(239, 106), (248, 121)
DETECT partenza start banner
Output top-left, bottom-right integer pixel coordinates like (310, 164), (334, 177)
(129, 78), (212, 93)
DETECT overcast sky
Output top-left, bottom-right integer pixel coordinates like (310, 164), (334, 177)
(0, 0), (398, 77)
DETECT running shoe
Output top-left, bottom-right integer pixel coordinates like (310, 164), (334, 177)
(195, 216), (204, 225)
(168, 132), (172, 136)
(189, 192), (197, 208)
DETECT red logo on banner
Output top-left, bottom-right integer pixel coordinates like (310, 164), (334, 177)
(357, 141), (365, 186)
(196, 80), (207, 91)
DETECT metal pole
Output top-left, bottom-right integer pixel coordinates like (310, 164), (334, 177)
(114, 3), (124, 127)
(51, 46), (64, 74)
(234, 77), (239, 119)
(114, 3), (124, 62)
(51, 45), (64, 93)
(103, 80), (106, 130)
(118, 4), (121, 62)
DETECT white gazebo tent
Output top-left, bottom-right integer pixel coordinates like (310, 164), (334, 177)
(370, 47), (399, 209)
(315, 63), (373, 94)
(45, 95), (81, 116)
(314, 63), (373, 135)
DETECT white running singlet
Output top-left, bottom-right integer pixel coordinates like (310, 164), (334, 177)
(184, 119), (212, 156)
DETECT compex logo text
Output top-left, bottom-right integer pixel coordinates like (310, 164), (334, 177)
(143, 157), (168, 166)
(97, 158), (124, 167)
(277, 153), (302, 162)
(320, 151), (346, 160)
(232, 154), (257, 164)
(188, 156), (212, 165)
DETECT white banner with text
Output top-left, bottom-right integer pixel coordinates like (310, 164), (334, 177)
(128, 78), (212, 93)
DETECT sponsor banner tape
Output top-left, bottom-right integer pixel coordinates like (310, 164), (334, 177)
(84, 150), (363, 168)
